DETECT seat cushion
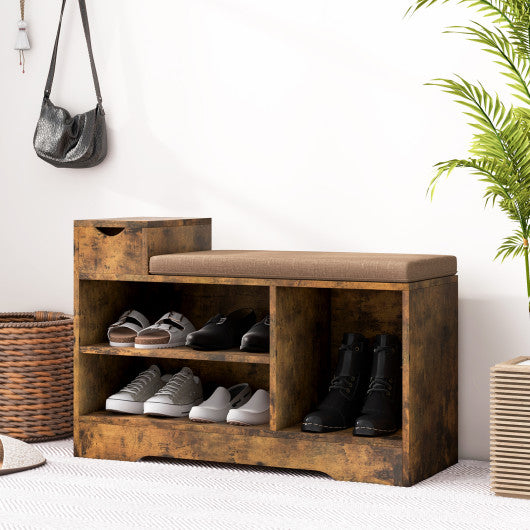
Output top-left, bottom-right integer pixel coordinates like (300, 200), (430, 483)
(149, 250), (457, 283)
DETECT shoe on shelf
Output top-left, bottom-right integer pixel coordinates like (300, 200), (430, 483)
(240, 315), (270, 353)
(226, 389), (270, 426)
(106, 365), (170, 414)
(135, 312), (195, 349)
(302, 333), (371, 433)
(144, 367), (203, 417)
(186, 308), (256, 351)
(108, 310), (149, 347)
(189, 383), (252, 423)
(354, 334), (402, 437)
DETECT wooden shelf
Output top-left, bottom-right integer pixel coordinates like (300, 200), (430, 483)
(81, 344), (270, 365)
(81, 411), (402, 448)
(280, 423), (402, 447)
(78, 271), (458, 291)
(77, 411), (404, 483)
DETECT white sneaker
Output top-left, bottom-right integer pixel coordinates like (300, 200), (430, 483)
(189, 383), (251, 423)
(106, 365), (170, 414)
(144, 367), (203, 417)
(226, 389), (270, 426)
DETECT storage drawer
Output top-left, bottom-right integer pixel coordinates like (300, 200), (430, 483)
(74, 218), (212, 276)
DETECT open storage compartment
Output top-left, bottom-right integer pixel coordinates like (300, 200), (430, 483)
(76, 279), (270, 417)
(271, 286), (402, 432)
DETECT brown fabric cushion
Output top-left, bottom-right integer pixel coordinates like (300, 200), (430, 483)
(149, 250), (457, 283)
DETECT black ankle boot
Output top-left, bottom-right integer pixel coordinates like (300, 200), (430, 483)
(302, 333), (371, 433)
(353, 334), (401, 437)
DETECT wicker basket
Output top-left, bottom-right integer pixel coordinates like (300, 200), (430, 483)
(0, 311), (73, 442)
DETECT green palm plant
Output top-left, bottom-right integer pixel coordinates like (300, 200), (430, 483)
(408, 0), (530, 311)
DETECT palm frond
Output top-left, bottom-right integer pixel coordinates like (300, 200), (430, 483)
(427, 77), (511, 158)
(427, 76), (530, 194)
(429, 157), (513, 198)
(446, 22), (530, 104)
(406, 1), (513, 27)
(507, 14), (530, 59)
(498, 113), (530, 178)
(496, 230), (527, 260)
(429, 155), (529, 231)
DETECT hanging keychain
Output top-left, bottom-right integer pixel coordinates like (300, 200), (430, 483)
(15, 0), (30, 73)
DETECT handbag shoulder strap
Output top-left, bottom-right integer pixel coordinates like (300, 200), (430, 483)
(44, 0), (103, 110)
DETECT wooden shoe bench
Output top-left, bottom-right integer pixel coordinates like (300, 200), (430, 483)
(74, 217), (458, 486)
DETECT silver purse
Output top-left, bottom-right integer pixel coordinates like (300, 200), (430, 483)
(34, 0), (107, 169)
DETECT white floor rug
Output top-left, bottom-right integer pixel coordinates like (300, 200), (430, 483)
(0, 439), (528, 530)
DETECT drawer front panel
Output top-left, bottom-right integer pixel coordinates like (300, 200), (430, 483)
(77, 226), (144, 275)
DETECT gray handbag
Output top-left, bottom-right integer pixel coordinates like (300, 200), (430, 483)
(34, 0), (107, 168)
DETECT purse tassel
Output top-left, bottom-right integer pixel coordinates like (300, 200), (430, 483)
(15, 20), (30, 73)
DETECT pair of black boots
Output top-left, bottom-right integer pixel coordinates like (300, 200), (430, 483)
(302, 333), (401, 437)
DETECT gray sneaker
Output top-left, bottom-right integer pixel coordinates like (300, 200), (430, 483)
(144, 367), (203, 417)
(106, 365), (170, 414)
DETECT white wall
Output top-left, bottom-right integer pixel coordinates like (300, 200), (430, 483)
(1, 0), (528, 460)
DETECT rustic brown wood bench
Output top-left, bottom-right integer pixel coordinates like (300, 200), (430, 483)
(74, 217), (458, 485)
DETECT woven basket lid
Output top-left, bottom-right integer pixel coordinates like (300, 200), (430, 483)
(0, 312), (72, 328)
